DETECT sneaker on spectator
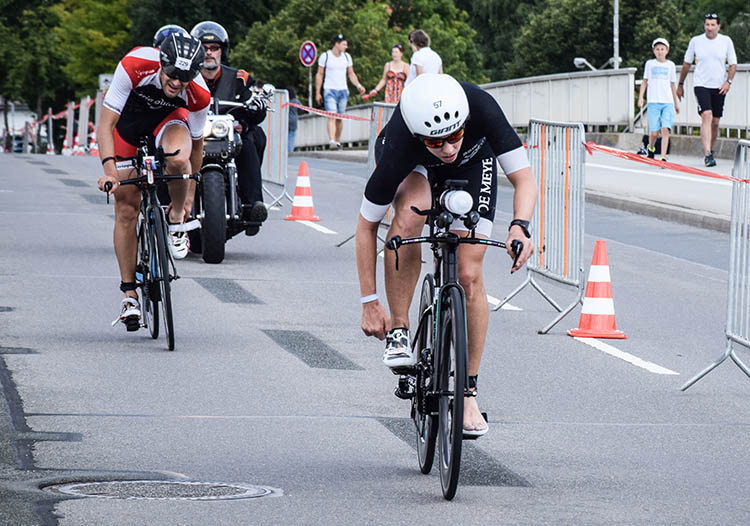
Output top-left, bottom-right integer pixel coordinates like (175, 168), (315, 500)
(704, 152), (717, 167)
(383, 328), (414, 368)
(637, 146), (648, 155)
(647, 146), (655, 159)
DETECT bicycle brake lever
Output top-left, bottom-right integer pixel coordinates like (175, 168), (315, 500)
(409, 205), (432, 216)
(386, 236), (401, 271)
(104, 182), (113, 204)
(510, 239), (523, 273)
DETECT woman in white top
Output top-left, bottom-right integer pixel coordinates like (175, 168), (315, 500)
(405, 29), (443, 86)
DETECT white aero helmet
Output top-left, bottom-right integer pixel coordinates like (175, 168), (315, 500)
(400, 74), (469, 137)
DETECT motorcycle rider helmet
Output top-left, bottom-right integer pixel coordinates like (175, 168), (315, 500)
(399, 73), (469, 138)
(152, 24), (188, 48)
(159, 33), (205, 82)
(191, 21), (230, 57)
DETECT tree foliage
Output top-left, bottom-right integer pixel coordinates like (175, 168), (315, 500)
(52, 0), (132, 95)
(126, 0), (284, 48)
(231, 0), (487, 107)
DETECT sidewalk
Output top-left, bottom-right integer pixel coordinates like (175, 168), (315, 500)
(292, 147), (736, 233)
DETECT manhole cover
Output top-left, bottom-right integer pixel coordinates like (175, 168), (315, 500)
(44, 480), (281, 501)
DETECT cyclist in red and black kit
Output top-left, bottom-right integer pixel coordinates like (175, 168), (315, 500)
(97, 33), (210, 329)
(355, 74), (537, 437)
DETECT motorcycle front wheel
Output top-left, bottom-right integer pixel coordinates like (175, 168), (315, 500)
(201, 169), (227, 264)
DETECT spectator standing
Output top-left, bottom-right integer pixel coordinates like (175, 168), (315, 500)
(315, 33), (367, 150)
(638, 38), (680, 163)
(676, 13), (737, 167)
(287, 85), (301, 153)
(368, 44), (410, 104)
(405, 29), (442, 86)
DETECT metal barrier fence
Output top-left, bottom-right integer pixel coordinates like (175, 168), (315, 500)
(492, 120), (586, 334)
(260, 89), (291, 207)
(366, 102), (396, 176)
(337, 102), (397, 248)
(682, 140), (750, 390)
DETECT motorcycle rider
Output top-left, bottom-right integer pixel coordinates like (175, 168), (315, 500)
(190, 20), (268, 236)
(152, 24), (188, 47)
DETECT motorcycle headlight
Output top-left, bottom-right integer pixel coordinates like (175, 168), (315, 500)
(210, 120), (230, 138)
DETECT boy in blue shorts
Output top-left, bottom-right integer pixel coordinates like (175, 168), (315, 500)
(638, 37), (680, 162)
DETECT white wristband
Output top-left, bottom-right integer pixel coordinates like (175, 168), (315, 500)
(360, 294), (378, 304)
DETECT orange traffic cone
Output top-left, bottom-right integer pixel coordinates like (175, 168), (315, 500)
(567, 240), (626, 339)
(284, 161), (320, 221)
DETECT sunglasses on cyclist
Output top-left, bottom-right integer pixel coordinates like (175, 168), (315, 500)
(419, 126), (465, 149)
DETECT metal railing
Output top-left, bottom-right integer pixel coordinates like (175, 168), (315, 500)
(682, 140), (750, 390)
(492, 120), (587, 334)
(366, 103), (396, 176)
(260, 89), (291, 207)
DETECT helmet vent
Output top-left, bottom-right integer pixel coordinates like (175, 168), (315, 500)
(444, 112), (450, 120)
(433, 115), (441, 123)
(454, 111), (459, 118)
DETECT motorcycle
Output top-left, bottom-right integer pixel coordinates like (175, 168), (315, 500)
(188, 84), (274, 264)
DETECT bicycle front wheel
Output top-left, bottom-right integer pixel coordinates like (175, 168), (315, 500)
(137, 214), (159, 339)
(414, 273), (437, 474)
(437, 286), (467, 500)
(153, 209), (175, 351)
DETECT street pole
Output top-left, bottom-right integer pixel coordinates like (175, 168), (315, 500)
(613, 0), (620, 69)
(308, 67), (313, 107)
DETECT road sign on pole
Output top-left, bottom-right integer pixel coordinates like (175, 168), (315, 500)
(299, 40), (318, 107)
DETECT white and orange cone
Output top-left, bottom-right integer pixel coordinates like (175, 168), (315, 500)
(284, 161), (320, 222)
(568, 240), (626, 339)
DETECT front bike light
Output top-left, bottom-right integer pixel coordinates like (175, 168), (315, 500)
(440, 190), (473, 216)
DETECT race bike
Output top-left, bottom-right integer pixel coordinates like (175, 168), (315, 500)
(188, 84), (274, 264)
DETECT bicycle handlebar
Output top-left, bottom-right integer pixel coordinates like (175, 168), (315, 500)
(386, 233), (524, 272)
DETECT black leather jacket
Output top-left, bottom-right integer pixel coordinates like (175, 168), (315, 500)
(203, 65), (266, 137)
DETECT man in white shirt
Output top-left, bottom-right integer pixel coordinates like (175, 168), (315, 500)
(315, 33), (367, 149)
(405, 29), (443, 86)
(676, 13), (737, 167)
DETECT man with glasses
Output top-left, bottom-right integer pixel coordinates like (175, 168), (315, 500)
(355, 74), (536, 437)
(677, 13), (737, 167)
(191, 21), (269, 235)
(97, 33), (209, 329)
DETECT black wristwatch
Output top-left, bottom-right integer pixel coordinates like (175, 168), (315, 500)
(509, 219), (531, 238)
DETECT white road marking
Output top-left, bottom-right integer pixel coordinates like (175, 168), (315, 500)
(587, 162), (731, 186)
(486, 294), (522, 311)
(573, 337), (679, 375)
(0, 190), (13, 193)
(297, 220), (337, 234)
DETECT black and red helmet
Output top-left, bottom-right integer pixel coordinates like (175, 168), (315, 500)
(159, 33), (205, 82)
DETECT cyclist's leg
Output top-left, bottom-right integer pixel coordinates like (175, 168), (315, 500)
(112, 131), (142, 301)
(384, 170), (431, 330)
(154, 111), (193, 224)
(456, 234), (490, 433)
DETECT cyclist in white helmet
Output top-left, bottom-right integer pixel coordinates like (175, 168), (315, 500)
(355, 73), (537, 437)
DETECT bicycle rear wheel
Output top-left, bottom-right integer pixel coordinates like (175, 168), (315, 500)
(437, 286), (467, 500)
(137, 215), (159, 339)
(414, 273), (437, 474)
(153, 208), (175, 351)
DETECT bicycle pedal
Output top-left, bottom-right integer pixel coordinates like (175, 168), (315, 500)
(124, 317), (140, 332)
(390, 365), (417, 376)
(394, 386), (415, 400)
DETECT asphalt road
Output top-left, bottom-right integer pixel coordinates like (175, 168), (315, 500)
(0, 152), (748, 525)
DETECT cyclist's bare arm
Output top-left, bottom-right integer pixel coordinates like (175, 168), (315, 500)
(355, 214), (391, 340)
(505, 166), (537, 271)
(97, 107), (121, 193)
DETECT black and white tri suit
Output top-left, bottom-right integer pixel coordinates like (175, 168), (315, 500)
(360, 82), (529, 237)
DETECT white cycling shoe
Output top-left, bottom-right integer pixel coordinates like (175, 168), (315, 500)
(383, 328), (415, 368)
(168, 229), (189, 259)
(112, 297), (141, 332)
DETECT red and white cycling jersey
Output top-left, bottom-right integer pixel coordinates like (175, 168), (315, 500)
(103, 46), (210, 145)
